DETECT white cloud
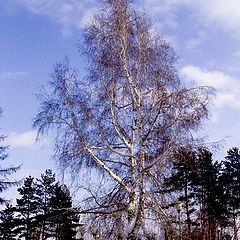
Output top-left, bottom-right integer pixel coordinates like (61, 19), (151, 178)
(141, 0), (240, 34)
(181, 65), (235, 88)
(16, 0), (98, 32)
(14, 0), (240, 36)
(7, 130), (44, 149)
(233, 50), (240, 58)
(181, 65), (240, 109)
(196, 0), (240, 32)
(185, 31), (207, 50)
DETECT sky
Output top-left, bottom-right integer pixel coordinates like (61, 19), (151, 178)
(1, 0), (240, 202)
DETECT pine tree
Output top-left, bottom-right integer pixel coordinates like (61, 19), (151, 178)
(35, 169), (56, 239)
(0, 203), (17, 240)
(192, 149), (225, 240)
(0, 109), (20, 204)
(0, 169), (79, 239)
(164, 149), (197, 239)
(165, 149), (227, 240)
(15, 176), (39, 240)
(221, 147), (240, 240)
(50, 184), (79, 240)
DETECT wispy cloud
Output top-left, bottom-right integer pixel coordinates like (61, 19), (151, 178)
(16, 0), (98, 33)
(14, 0), (240, 37)
(7, 130), (45, 149)
(141, 0), (240, 35)
(0, 71), (30, 79)
(194, 0), (240, 33)
(181, 65), (240, 109)
(185, 31), (207, 50)
(139, 0), (182, 31)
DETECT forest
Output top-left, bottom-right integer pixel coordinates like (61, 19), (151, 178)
(1, 0), (239, 239)
(0, 168), (79, 240)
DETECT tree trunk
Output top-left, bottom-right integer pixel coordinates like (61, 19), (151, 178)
(184, 180), (191, 239)
(233, 212), (238, 240)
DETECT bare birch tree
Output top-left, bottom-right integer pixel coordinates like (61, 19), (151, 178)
(34, 0), (212, 239)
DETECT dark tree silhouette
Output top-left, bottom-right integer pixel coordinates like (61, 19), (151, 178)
(164, 149), (228, 240)
(164, 149), (197, 239)
(0, 108), (20, 204)
(5, 170), (79, 240)
(50, 184), (79, 240)
(35, 169), (57, 239)
(221, 147), (240, 240)
(0, 203), (17, 240)
(191, 149), (225, 240)
(15, 176), (39, 240)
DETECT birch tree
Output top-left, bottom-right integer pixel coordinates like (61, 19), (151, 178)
(34, 0), (212, 239)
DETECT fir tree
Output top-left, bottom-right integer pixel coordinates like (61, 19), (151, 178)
(221, 147), (240, 240)
(165, 148), (227, 240)
(35, 169), (56, 239)
(164, 148), (197, 239)
(0, 203), (17, 240)
(50, 184), (79, 240)
(0, 109), (20, 204)
(15, 176), (39, 240)
(192, 149), (225, 240)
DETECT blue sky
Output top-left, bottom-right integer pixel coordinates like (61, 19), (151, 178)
(1, 0), (240, 201)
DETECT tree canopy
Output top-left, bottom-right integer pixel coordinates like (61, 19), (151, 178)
(0, 170), (79, 240)
(33, 0), (212, 239)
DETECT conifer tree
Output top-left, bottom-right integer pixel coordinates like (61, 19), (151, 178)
(0, 169), (79, 239)
(15, 176), (39, 240)
(221, 147), (240, 240)
(0, 108), (20, 204)
(164, 149), (197, 239)
(0, 203), (17, 240)
(192, 149), (224, 240)
(50, 184), (79, 240)
(35, 169), (56, 239)
(165, 149), (227, 240)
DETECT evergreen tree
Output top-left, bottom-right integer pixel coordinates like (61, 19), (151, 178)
(0, 109), (20, 204)
(192, 149), (225, 240)
(35, 169), (56, 239)
(221, 147), (240, 240)
(164, 149), (197, 239)
(165, 148), (227, 239)
(50, 184), (79, 240)
(0, 203), (17, 240)
(15, 176), (39, 240)
(0, 169), (79, 239)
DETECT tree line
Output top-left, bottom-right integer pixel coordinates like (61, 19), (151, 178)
(163, 147), (240, 240)
(2, 146), (240, 239)
(0, 169), (79, 240)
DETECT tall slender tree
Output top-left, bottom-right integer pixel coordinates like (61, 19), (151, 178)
(0, 203), (17, 240)
(50, 184), (79, 240)
(164, 149), (197, 239)
(192, 149), (225, 240)
(33, 0), (212, 238)
(35, 169), (57, 239)
(221, 147), (240, 240)
(15, 176), (39, 240)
